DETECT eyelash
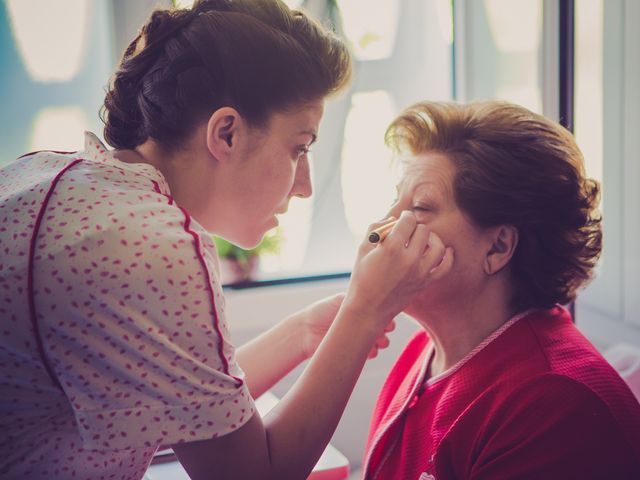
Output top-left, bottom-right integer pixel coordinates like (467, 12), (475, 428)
(412, 205), (432, 212)
(389, 194), (432, 212)
(295, 145), (311, 158)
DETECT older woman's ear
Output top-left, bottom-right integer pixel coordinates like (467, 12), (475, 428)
(484, 225), (518, 275)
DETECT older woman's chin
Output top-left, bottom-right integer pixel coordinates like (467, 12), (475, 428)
(403, 284), (464, 320)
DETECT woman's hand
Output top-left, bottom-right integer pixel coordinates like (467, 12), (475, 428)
(343, 210), (454, 333)
(298, 293), (396, 359)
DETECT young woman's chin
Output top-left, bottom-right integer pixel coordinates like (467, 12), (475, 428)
(235, 236), (263, 250)
(233, 221), (277, 250)
(246, 216), (279, 247)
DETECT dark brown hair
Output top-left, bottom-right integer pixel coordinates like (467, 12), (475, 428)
(101, 0), (351, 150)
(386, 100), (602, 310)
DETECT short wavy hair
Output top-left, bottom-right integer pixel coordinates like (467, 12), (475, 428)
(386, 100), (602, 310)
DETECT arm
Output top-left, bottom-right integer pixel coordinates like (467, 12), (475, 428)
(236, 294), (344, 399)
(173, 213), (455, 480)
(175, 304), (383, 480)
(235, 310), (307, 399)
(457, 375), (640, 479)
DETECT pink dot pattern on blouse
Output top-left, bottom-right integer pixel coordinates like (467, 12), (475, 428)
(0, 132), (255, 479)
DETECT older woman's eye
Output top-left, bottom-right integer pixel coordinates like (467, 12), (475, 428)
(412, 204), (432, 212)
(295, 145), (311, 159)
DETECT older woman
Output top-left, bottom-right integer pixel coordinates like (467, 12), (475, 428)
(362, 101), (640, 479)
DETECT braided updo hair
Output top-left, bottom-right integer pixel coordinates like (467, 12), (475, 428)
(101, 0), (351, 150)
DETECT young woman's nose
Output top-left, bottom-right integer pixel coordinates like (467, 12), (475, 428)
(291, 156), (312, 199)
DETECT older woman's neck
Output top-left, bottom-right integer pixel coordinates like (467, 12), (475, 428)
(411, 286), (518, 378)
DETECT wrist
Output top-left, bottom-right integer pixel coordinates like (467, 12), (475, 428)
(284, 311), (312, 362)
(336, 300), (390, 340)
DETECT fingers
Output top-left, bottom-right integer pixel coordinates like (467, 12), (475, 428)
(381, 211), (417, 249)
(376, 334), (390, 349)
(373, 323), (394, 352)
(359, 216), (397, 256)
(405, 224), (430, 257)
(349, 211), (455, 328)
(429, 246), (455, 279)
(368, 332), (392, 359)
(361, 211), (420, 252)
(365, 212), (454, 281)
(418, 231), (447, 275)
(331, 293), (345, 305)
(370, 216), (397, 230)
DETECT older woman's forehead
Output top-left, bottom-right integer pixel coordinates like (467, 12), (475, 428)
(399, 154), (455, 196)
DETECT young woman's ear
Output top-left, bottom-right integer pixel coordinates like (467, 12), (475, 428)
(205, 107), (241, 161)
(484, 225), (518, 275)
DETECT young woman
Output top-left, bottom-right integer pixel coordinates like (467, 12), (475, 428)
(0, 1), (453, 479)
(362, 100), (640, 479)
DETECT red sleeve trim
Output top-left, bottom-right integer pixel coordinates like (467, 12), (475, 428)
(176, 205), (244, 388)
(150, 182), (241, 385)
(27, 158), (84, 391)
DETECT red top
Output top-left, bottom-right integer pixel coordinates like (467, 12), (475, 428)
(363, 307), (640, 480)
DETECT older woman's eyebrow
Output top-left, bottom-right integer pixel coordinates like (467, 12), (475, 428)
(298, 130), (318, 144)
(413, 180), (449, 201)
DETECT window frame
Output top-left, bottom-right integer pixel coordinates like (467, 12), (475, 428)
(576, 0), (640, 346)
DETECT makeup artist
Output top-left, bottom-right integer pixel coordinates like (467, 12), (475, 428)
(0, 1), (453, 479)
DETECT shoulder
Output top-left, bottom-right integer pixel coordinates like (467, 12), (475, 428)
(33, 162), (224, 320)
(35, 194), (220, 294)
(440, 373), (640, 478)
(1, 150), (82, 200)
(465, 372), (640, 457)
(468, 372), (638, 433)
(519, 309), (640, 419)
(491, 372), (630, 417)
(511, 373), (640, 447)
(35, 155), (204, 256)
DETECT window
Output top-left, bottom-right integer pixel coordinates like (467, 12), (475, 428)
(453, 0), (543, 112)
(0, 0), (113, 164)
(575, 0), (640, 345)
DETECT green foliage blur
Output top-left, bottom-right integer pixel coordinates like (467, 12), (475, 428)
(213, 228), (282, 262)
